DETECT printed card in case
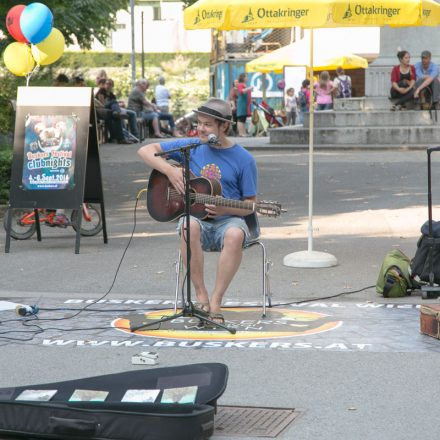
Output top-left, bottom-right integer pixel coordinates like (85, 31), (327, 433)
(16, 390), (57, 402)
(69, 389), (109, 402)
(121, 389), (160, 403)
(161, 386), (198, 404)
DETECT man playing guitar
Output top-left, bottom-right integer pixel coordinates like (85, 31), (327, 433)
(138, 98), (258, 326)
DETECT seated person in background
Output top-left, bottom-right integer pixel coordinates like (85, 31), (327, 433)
(105, 78), (139, 141)
(128, 79), (165, 138)
(155, 76), (171, 113)
(95, 79), (131, 144)
(96, 69), (107, 86)
(73, 75), (85, 87)
(333, 67), (352, 99)
(414, 50), (440, 109)
(390, 50), (416, 110)
(129, 78), (180, 138)
(53, 73), (69, 86)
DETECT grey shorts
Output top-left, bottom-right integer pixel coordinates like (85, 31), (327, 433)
(177, 216), (250, 252)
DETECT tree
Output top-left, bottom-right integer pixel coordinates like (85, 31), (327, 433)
(0, 0), (129, 50)
(181, 0), (199, 8)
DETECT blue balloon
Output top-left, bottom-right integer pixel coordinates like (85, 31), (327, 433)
(20, 3), (53, 45)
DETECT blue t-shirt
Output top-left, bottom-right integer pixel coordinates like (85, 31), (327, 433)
(160, 138), (257, 201)
(415, 61), (439, 80)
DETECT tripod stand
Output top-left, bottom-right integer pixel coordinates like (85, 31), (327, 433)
(131, 141), (236, 334)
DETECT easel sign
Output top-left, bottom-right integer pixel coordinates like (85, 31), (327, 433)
(4, 87), (108, 254)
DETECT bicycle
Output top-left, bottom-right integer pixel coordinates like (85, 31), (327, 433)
(3, 204), (103, 240)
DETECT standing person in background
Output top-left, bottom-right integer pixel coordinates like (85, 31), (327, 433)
(155, 76), (171, 113)
(284, 87), (297, 125)
(297, 79), (310, 124)
(333, 67), (352, 99)
(228, 79), (239, 135)
(314, 71), (334, 110)
(236, 73), (253, 137)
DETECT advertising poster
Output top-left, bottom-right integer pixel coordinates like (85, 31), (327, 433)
(22, 115), (77, 190)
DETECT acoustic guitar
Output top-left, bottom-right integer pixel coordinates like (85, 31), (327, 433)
(146, 168), (283, 222)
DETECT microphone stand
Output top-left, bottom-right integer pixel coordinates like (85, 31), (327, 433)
(131, 140), (236, 334)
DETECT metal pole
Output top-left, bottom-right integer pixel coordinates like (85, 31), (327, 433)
(262, 73), (267, 100)
(141, 11), (145, 78)
(130, 0), (136, 84)
(308, 29), (314, 252)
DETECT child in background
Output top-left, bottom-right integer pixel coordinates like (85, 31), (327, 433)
(298, 79), (310, 124)
(314, 71), (334, 110)
(285, 87), (297, 125)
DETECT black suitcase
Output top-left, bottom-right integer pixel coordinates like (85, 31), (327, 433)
(411, 146), (440, 299)
(0, 363), (228, 440)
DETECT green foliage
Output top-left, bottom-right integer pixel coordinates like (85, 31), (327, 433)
(181, 0), (199, 8)
(0, 147), (12, 205)
(0, 73), (20, 135)
(0, 0), (129, 49)
(56, 52), (210, 70)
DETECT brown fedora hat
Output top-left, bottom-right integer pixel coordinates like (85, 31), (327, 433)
(194, 98), (235, 124)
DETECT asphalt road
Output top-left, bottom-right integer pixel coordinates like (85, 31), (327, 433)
(1, 140), (440, 439)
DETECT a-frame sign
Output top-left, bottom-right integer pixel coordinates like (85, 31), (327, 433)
(4, 87), (108, 254)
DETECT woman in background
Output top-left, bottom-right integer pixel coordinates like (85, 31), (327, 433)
(390, 50), (416, 111)
(236, 73), (253, 136)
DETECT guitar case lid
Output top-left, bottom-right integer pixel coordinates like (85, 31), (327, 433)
(0, 363), (228, 440)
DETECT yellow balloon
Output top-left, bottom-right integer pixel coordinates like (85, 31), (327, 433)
(3, 42), (35, 77)
(31, 28), (65, 66)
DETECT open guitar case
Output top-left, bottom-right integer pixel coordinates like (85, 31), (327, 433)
(0, 363), (228, 440)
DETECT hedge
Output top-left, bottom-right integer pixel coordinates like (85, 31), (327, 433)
(56, 51), (210, 70)
(0, 148), (12, 205)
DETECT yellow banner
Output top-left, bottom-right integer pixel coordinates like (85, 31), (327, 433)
(184, 0), (332, 30)
(184, 0), (230, 30)
(331, 0), (436, 26)
(184, 0), (440, 30)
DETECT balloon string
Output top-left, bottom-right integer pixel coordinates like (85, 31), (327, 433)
(26, 63), (40, 86)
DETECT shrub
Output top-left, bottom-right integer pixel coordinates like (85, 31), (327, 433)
(0, 148), (12, 205)
(56, 52), (210, 70)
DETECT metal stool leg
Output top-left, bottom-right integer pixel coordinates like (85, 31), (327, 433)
(174, 250), (182, 313)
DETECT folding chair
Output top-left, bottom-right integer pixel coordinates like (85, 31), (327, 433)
(173, 213), (272, 317)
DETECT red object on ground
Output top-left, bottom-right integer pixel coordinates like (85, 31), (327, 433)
(420, 304), (440, 339)
(260, 100), (283, 127)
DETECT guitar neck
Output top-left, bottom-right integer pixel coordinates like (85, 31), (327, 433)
(193, 193), (255, 211)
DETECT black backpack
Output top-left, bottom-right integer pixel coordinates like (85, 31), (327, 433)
(410, 220), (440, 284)
(338, 77), (352, 98)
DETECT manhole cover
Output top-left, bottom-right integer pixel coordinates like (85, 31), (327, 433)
(214, 405), (300, 438)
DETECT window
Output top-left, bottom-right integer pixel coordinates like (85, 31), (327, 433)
(153, 3), (162, 20)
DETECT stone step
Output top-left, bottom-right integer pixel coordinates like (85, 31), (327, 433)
(333, 97), (410, 111)
(269, 125), (440, 145)
(304, 109), (437, 127)
(333, 97), (365, 111)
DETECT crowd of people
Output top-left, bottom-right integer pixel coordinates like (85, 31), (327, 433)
(51, 70), (182, 144)
(226, 67), (353, 133)
(282, 67), (353, 126)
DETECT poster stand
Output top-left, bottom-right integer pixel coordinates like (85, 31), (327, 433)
(4, 87), (108, 254)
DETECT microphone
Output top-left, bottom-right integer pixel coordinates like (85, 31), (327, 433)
(207, 134), (220, 145)
(15, 304), (39, 317)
